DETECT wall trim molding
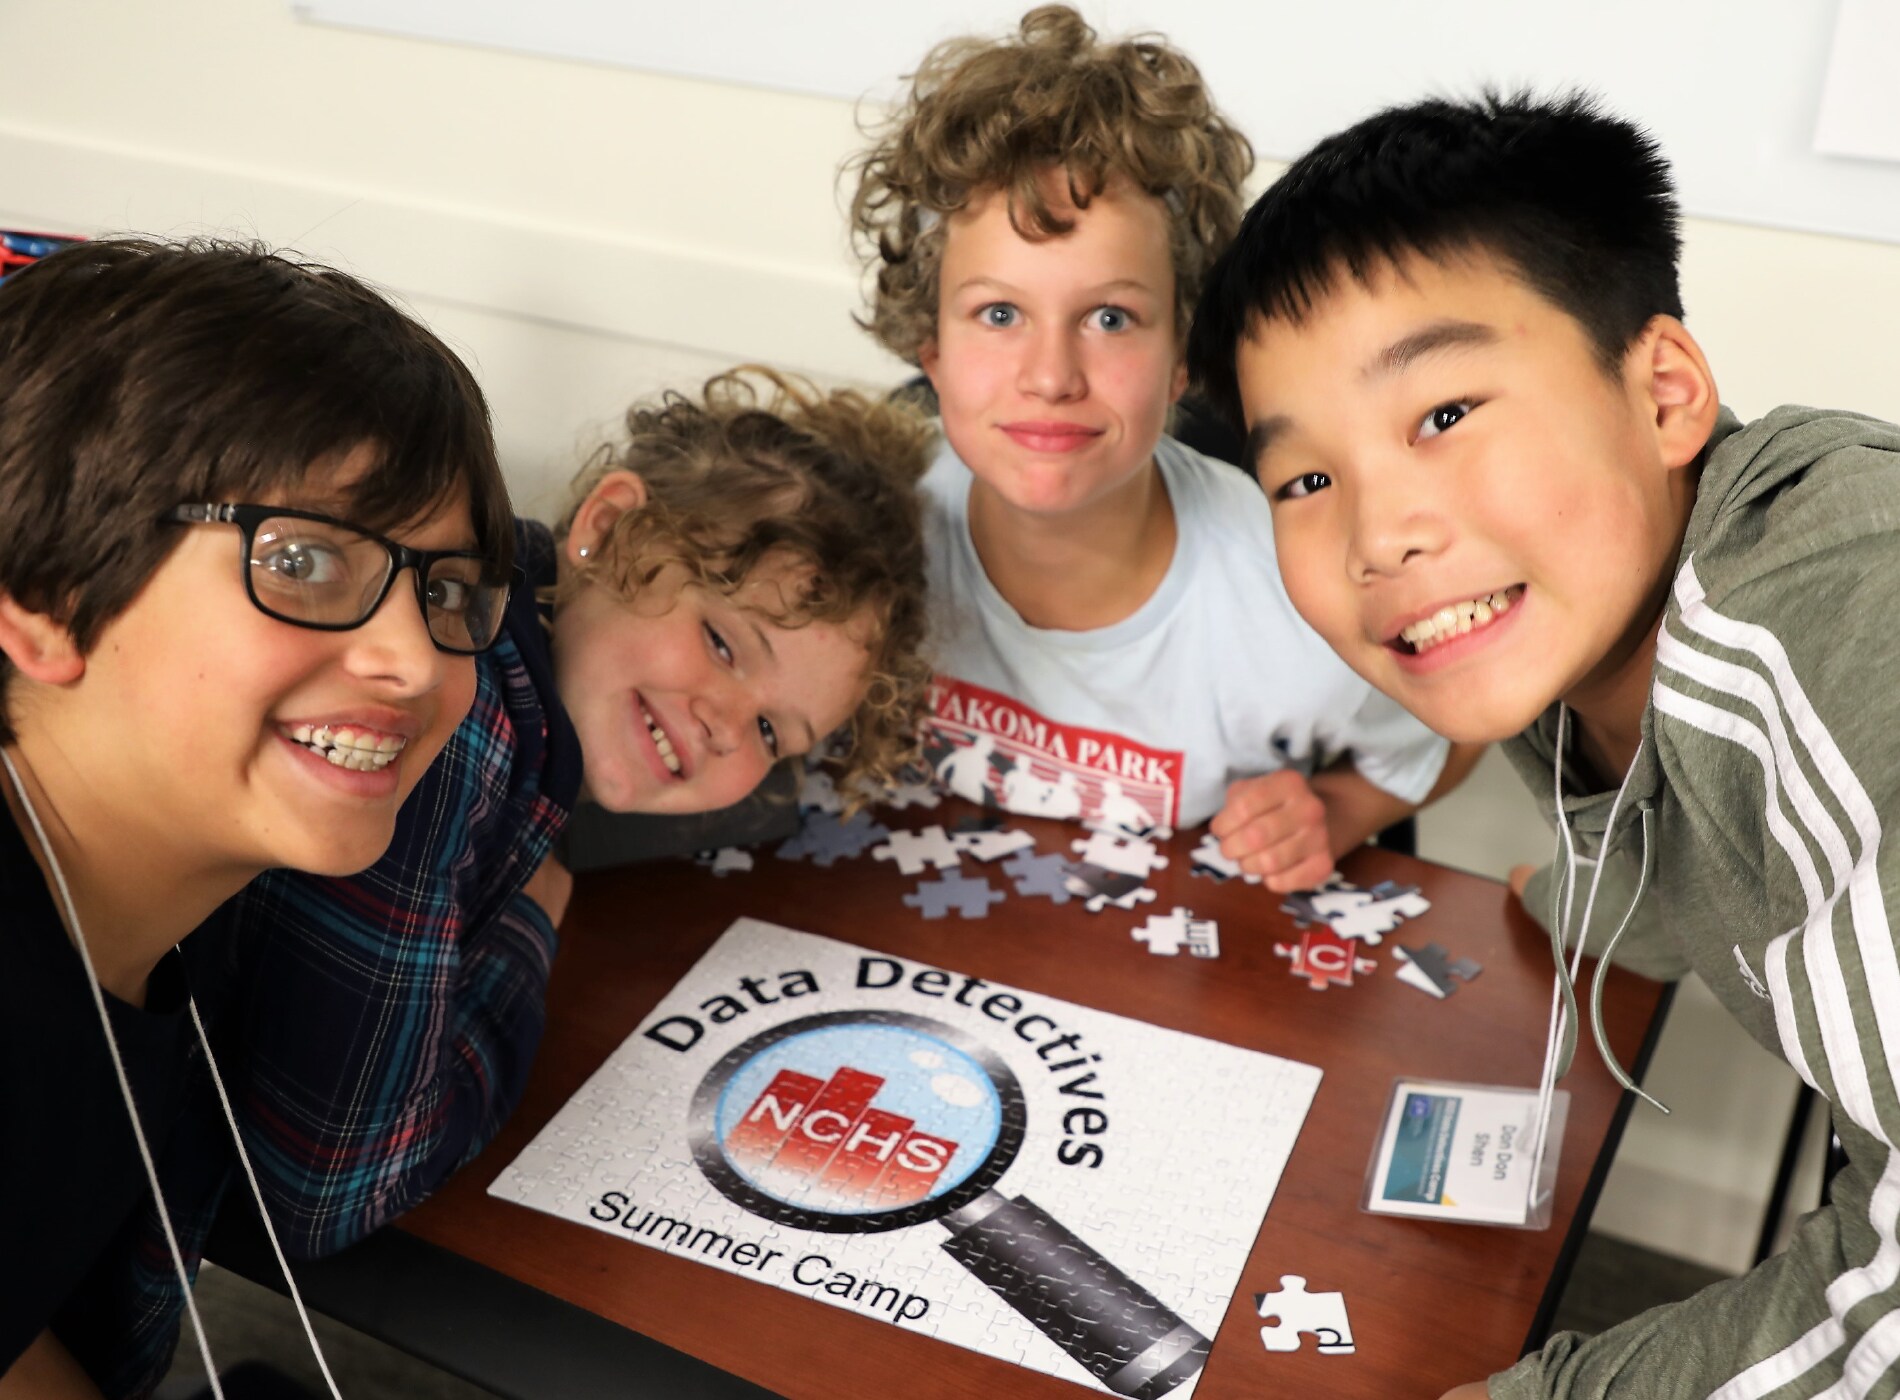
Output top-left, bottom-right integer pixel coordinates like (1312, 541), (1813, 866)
(0, 122), (900, 384)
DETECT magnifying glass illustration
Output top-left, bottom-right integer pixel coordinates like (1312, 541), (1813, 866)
(690, 1010), (1209, 1398)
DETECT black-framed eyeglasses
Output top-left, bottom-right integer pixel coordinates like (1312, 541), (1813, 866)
(164, 503), (511, 655)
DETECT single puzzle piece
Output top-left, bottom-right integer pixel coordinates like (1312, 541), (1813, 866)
(694, 847), (754, 877)
(1280, 876), (1431, 945)
(951, 828), (1035, 863)
(777, 809), (891, 867)
(796, 766), (843, 815)
(1273, 926), (1377, 990)
(1188, 830), (1263, 885)
(1131, 907), (1221, 958)
(1392, 942), (1483, 998)
(999, 850), (1072, 904)
(870, 825), (962, 876)
(902, 870), (1007, 920)
(873, 776), (943, 811)
(1061, 863), (1159, 914)
(1256, 1275), (1355, 1355)
(1070, 829), (1170, 880)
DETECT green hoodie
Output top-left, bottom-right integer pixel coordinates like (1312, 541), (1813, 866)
(1492, 404), (1900, 1400)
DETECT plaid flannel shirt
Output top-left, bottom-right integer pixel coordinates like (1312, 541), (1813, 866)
(87, 522), (580, 1397)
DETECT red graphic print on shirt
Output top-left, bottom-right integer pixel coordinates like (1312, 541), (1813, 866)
(924, 675), (1183, 829)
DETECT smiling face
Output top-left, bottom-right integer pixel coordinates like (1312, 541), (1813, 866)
(10, 456), (480, 882)
(1235, 250), (1707, 747)
(918, 174), (1187, 523)
(553, 545), (873, 817)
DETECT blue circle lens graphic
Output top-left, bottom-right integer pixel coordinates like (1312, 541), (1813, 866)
(712, 1023), (1004, 1216)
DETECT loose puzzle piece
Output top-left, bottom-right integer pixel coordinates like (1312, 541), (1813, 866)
(870, 825), (962, 876)
(1188, 831), (1263, 885)
(776, 809), (891, 867)
(1256, 1275), (1355, 1355)
(694, 847), (754, 877)
(902, 870), (1008, 920)
(874, 776), (943, 811)
(1063, 864), (1159, 914)
(1392, 942), (1483, 998)
(951, 828), (1036, 863)
(1273, 927), (1377, 991)
(1280, 876), (1431, 945)
(1070, 830), (1170, 880)
(999, 850), (1073, 904)
(796, 767), (843, 815)
(1131, 907), (1220, 958)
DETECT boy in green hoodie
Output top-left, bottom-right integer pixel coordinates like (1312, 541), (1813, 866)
(1186, 90), (1900, 1400)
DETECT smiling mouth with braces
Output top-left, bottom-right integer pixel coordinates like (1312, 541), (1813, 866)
(283, 724), (407, 772)
(640, 702), (683, 776)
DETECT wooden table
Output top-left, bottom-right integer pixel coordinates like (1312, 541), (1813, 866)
(382, 806), (1667, 1399)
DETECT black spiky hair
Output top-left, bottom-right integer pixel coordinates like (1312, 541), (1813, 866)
(1187, 90), (1684, 428)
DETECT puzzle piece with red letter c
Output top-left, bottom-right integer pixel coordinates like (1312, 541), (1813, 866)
(1256, 1275), (1355, 1355)
(1274, 926), (1377, 991)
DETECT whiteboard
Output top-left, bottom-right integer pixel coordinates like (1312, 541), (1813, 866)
(294, 0), (1900, 245)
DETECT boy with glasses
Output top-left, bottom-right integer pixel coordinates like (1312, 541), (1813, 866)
(0, 237), (514, 1396)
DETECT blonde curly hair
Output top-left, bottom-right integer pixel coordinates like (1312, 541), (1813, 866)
(848, 4), (1253, 366)
(559, 366), (934, 796)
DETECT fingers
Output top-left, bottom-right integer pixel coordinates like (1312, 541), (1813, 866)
(1212, 770), (1334, 890)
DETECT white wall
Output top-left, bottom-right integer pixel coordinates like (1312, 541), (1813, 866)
(5, 0), (1892, 1274)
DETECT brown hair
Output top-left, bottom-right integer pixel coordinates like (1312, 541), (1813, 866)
(0, 238), (511, 744)
(560, 366), (933, 795)
(847, 4), (1253, 365)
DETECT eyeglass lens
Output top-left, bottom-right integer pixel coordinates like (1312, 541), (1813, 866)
(247, 516), (504, 652)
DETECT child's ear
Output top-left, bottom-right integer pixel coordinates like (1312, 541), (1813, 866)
(566, 471), (649, 567)
(1635, 315), (1720, 472)
(1168, 355), (1189, 406)
(0, 595), (83, 685)
(916, 337), (940, 387)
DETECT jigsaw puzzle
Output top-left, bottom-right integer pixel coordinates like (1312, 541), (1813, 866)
(1256, 1275), (1355, 1355)
(491, 921), (1324, 1398)
(777, 809), (892, 867)
(1063, 865), (1160, 914)
(1280, 877), (1431, 946)
(871, 826), (963, 876)
(999, 850), (1073, 905)
(1392, 943), (1483, 998)
(1274, 927), (1377, 991)
(1131, 908), (1220, 958)
(797, 767), (844, 815)
(1071, 830), (1170, 880)
(903, 871), (1008, 920)
(1187, 831), (1262, 885)
(951, 828), (1035, 863)
(695, 847), (754, 877)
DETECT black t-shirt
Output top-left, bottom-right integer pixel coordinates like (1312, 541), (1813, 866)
(0, 799), (229, 1372)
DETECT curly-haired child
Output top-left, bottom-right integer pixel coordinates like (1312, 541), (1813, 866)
(104, 367), (935, 1393)
(848, 4), (1474, 884)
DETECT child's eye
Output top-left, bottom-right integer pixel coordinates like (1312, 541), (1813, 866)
(1416, 401), (1474, 441)
(979, 303), (1019, 328)
(1276, 471), (1333, 501)
(1090, 306), (1133, 333)
(705, 623), (734, 664)
(757, 715), (779, 757)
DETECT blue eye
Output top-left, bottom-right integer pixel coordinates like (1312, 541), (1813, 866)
(1091, 306), (1132, 333)
(758, 715), (779, 756)
(979, 303), (1019, 328)
(1417, 401), (1473, 441)
(1277, 471), (1332, 501)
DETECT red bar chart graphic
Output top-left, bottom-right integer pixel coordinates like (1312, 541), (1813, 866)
(728, 1064), (959, 1211)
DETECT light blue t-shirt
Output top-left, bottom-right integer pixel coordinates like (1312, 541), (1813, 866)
(921, 434), (1449, 830)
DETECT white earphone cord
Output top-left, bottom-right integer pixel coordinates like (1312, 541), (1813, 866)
(0, 748), (342, 1398)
